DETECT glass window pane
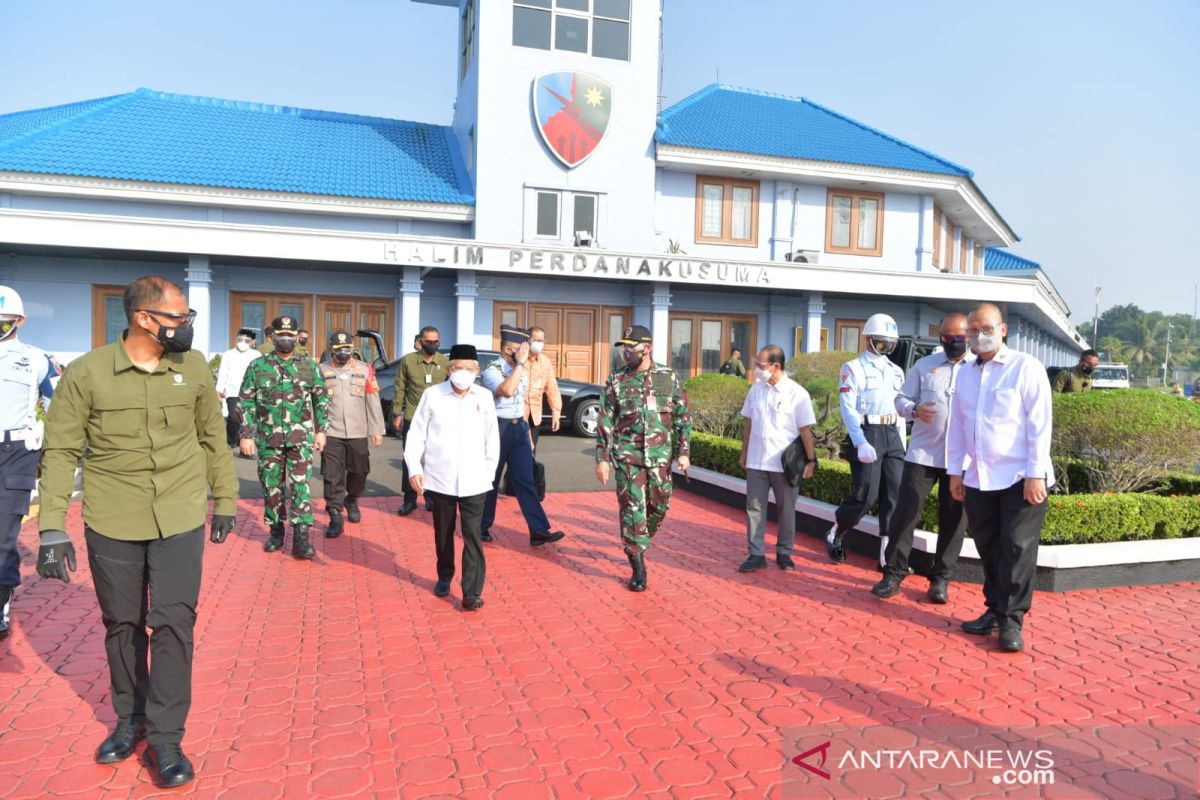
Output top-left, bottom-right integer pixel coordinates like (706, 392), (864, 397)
(280, 304), (305, 329)
(701, 184), (723, 237)
(701, 320), (722, 373)
(592, 19), (629, 59)
(608, 314), (625, 373)
(840, 326), (860, 352)
(536, 191), (559, 237)
(730, 321), (751, 367)
(501, 310), (519, 327)
(594, 0), (630, 19)
(554, 14), (588, 53)
(518, 0), (552, 6)
(573, 194), (596, 239)
(670, 319), (693, 375)
(557, 0), (588, 10)
(513, 7), (551, 49)
(240, 301), (265, 336)
(831, 196), (852, 248)
(731, 186), (753, 240)
(858, 198), (878, 250)
(103, 296), (125, 344)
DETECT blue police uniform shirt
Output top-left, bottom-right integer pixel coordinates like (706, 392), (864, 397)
(482, 357), (527, 419)
(838, 351), (904, 448)
(0, 337), (59, 432)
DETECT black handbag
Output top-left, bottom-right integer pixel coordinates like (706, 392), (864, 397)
(781, 435), (816, 488)
(502, 461), (547, 501)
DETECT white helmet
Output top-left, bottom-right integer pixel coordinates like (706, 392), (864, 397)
(863, 313), (899, 355)
(0, 286), (24, 319)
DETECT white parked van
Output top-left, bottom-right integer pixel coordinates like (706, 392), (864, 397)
(1092, 363), (1131, 389)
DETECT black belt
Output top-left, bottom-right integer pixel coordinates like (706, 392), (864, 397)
(501, 418), (527, 426)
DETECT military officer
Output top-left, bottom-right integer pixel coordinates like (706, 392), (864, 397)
(239, 315), (328, 558)
(1051, 349), (1099, 393)
(319, 331), (385, 538)
(0, 286), (61, 641)
(826, 313), (906, 566)
(296, 329), (311, 358)
(595, 325), (692, 592)
(37, 276), (237, 788)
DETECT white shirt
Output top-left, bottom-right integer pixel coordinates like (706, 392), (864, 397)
(946, 346), (1055, 491)
(839, 351), (905, 448)
(740, 375), (816, 473)
(895, 349), (975, 469)
(216, 346), (261, 398)
(404, 382), (500, 497)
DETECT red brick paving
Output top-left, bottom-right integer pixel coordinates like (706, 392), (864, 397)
(0, 491), (1197, 798)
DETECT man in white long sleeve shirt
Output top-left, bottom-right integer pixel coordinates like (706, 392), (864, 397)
(405, 344), (500, 612)
(873, 313), (973, 603)
(947, 304), (1054, 653)
(215, 328), (261, 448)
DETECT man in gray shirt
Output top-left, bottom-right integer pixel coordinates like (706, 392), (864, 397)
(872, 313), (973, 603)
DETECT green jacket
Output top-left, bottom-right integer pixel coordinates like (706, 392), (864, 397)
(394, 351), (449, 422)
(1052, 366), (1093, 394)
(39, 340), (238, 540)
(596, 362), (693, 467)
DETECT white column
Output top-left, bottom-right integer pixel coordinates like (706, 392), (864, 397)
(651, 282), (671, 352)
(399, 266), (422, 355)
(455, 269), (477, 347)
(805, 293), (825, 353)
(966, 237), (977, 274)
(186, 255), (212, 356)
(916, 195), (935, 271)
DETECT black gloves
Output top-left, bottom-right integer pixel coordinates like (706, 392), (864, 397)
(37, 530), (77, 582)
(210, 515), (236, 544)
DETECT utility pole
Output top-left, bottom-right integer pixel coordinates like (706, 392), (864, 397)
(1163, 322), (1173, 385)
(1092, 286), (1101, 346)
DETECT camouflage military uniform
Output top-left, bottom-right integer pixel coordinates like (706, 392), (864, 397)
(239, 352), (329, 526)
(596, 362), (692, 554)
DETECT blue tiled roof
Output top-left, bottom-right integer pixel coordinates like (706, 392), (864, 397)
(656, 85), (971, 177)
(0, 89), (474, 205)
(984, 247), (1041, 272)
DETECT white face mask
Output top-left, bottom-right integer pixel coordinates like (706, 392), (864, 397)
(756, 367), (773, 383)
(529, 341), (545, 354)
(450, 370), (476, 390)
(235, 341), (250, 352)
(970, 331), (1003, 355)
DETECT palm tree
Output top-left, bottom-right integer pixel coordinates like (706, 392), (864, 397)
(1125, 316), (1166, 378)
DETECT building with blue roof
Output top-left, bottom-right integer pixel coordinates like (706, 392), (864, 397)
(0, 0), (1083, 387)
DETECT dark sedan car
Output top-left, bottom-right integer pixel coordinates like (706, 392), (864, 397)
(354, 331), (603, 438)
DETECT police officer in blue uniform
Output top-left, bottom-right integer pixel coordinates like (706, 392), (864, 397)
(0, 286), (61, 640)
(826, 313), (906, 565)
(479, 324), (566, 547)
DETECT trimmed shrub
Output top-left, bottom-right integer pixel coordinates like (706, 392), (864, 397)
(1053, 390), (1200, 494)
(785, 350), (858, 460)
(683, 374), (750, 439)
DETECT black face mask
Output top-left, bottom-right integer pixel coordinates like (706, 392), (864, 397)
(333, 349), (352, 364)
(941, 337), (968, 360)
(274, 336), (297, 355)
(420, 341), (439, 356)
(622, 348), (646, 367)
(298, 338), (309, 347)
(1081, 365), (1095, 376)
(149, 318), (194, 353)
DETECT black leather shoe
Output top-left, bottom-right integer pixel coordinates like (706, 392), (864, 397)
(530, 530), (565, 547)
(826, 535), (846, 563)
(480, 529), (493, 543)
(627, 550), (647, 592)
(397, 500), (418, 517)
(776, 554), (796, 571)
(871, 576), (903, 599)
(434, 579), (451, 597)
(738, 556), (767, 573)
(263, 523), (285, 553)
(999, 623), (1024, 652)
(291, 525), (315, 560)
(325, 509), (344, 539)
(0, 585), (11, 641)
(961, 610), (1000, 636)
(142, 743), (194, 788)
(95, 720), (144, 764)
(927, 578), (949, 604)
(345, 498), (361, 523)
(462, 596), (485, 611)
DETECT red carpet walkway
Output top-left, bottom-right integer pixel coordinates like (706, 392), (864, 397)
(1, 492), (1197, 798)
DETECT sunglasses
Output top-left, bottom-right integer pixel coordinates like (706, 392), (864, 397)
(140, 308), (197, 324)
(940, 335), (967, 344)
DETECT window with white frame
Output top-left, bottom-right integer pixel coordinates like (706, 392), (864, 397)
(573, 193), (597, 241)
(459, 0), (475, 80)
(535, 190), (560, 238)
(512, 0), (630, 60)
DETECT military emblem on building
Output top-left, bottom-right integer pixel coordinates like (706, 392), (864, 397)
(533, 71), (612, 168)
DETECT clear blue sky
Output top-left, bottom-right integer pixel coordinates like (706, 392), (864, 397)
(2, 0), (1197, 322)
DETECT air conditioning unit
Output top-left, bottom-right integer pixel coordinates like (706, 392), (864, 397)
(574, 230), (594, 247)
(785, 249), (819, 264)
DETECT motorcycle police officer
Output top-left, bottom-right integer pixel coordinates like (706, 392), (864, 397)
(0, 286), (60, 640)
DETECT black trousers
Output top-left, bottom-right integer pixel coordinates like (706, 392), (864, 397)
(400, 419), (417, 504)
(963, 481), (1045, 625)
(883, 462), (967, 581)
(0, 441), (38, 588)
(224, 398), (241, 448)
(428, 491), (486, 598)
(322, 436), (370, 511)
(85, 525), (204, 746)
(834, 424), (905, 535)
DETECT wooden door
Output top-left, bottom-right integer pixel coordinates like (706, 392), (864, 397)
(317, 297), (393, 364)
(560, 307), (596, 382)
(230, 292), (312, 344)
(529, 305), (563, 373)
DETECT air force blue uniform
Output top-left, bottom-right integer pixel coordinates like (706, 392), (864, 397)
(480, 356), (552, 537)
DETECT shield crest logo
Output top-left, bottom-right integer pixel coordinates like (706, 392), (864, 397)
(533, 71), (612, 169)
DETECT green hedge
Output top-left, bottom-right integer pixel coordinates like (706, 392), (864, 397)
(689, 433), (1200, 544)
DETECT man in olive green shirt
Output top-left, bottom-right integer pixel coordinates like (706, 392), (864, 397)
(1052, 349), (1099, 394)
(393, 325), (449, 516)
(36, 276), (237, 790)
